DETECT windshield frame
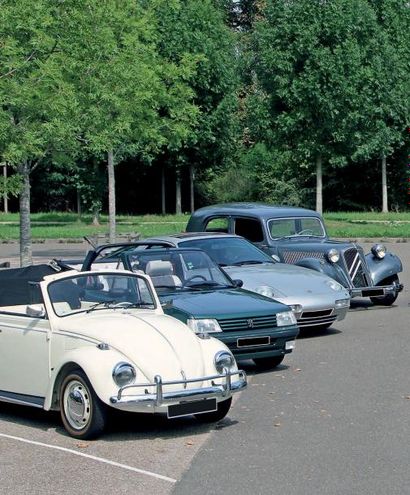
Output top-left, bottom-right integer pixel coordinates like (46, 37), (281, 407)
(178, 237), (275, 267)
(123, 248), (235, 293)
(47, 272), (157, 317)
(267, 216), (326, 240)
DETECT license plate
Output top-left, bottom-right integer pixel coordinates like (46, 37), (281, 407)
(167, 398), (217, 419)
(362, 289), (384, 297)
(237, 336), (270, 348)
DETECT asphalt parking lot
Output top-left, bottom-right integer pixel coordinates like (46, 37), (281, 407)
(0, 242), (409, 495)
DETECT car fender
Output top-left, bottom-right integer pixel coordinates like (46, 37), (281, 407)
(294, 258), (350, 286)
(45, 346), (145, 410)
(365, 252), (403, 285)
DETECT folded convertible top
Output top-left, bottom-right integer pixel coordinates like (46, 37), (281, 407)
(0, 264), (60, 306)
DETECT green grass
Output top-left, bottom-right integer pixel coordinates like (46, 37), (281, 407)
(0, 211), (409, 240)
(0, 212), (189, 240)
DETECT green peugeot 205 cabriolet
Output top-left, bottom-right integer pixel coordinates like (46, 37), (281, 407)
(73, 243), (300, 369)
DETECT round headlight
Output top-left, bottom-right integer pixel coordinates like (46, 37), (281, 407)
(326, 249), (340, 263)
(255, 285), (275, 298)
(371, 244), (386, 259)
(112, 362), (136, 387)
(214, 351), (235, 374)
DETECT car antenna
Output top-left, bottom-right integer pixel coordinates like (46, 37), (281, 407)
(83, 236), (97, 249)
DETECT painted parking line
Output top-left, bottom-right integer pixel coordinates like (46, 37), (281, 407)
(0, 432), (177, 484)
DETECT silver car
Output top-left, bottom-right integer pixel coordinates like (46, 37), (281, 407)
(142, 233), (351, 330)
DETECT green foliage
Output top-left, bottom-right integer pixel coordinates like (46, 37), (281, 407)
(154, 0), (240, 181)
(0, 173), (22, 197)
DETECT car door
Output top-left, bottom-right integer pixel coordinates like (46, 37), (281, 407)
(0, 307), (51, 405)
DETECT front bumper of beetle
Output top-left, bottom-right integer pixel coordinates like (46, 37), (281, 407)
(350, 282), (404, 298)
(109, 369), (247, 413)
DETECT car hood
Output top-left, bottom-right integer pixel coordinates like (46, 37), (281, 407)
(276, 238), (356, 253)
(57, 310), (206, 382)
(160, 287), (290, 318)
(223, 263), (347, 298)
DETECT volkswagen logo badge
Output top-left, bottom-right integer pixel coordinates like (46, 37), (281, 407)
(247, 319), (254, 328)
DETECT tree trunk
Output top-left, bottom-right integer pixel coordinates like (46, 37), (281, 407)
(316, 154), (323, 214)
(381, 155), (388, 213)
(19, 162), (32, 266)
(76, 187), (81, 218)
(189, 165), (195, 213)
(176, 170), (182, 214)
(107, 149), (116, 243)
(3, 163), (8, 214)
(161, 167), (166, 215)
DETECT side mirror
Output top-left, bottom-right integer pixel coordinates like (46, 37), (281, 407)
(233, 279), (243, 288)
(26, 304), (46, 318)
(271, 255), (280, 262)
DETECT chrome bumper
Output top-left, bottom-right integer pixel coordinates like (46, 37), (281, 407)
(109, 369), (247, 412)
(350, 283), (403, 298)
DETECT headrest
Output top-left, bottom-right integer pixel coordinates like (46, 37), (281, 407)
(145, 260), (173, 277)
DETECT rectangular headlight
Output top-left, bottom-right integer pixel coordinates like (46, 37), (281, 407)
(335, 298), (350, 309)
(187, 318), (222, 333)
(276, 311), (297, 327)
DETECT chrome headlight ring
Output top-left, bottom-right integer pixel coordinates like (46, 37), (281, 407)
(326, 248), (340, 263)
(371, 243), (386, 259)
(112, 362), (136, 387)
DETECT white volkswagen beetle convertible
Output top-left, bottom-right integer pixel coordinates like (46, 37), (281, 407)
(0, 264), (246, 439)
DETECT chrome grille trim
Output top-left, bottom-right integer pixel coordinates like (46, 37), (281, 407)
(343, 247), (369, 288)
(218, 315), (277, 331)
(282, 251), (325, 264)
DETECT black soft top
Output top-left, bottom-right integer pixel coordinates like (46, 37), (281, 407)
(0, 264), (60, 306)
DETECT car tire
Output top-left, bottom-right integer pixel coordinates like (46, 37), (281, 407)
(253, 355), (285, 369)
(370, 275), (400, 306)
(60, 370), (107, 439)
(194, 397), (232, 423)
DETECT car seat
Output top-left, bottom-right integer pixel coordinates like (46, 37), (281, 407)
(145, 260), (182, 288)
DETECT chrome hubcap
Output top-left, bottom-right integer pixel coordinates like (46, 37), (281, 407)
(63, 380), (91, 430)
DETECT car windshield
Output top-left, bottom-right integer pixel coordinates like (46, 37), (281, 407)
(268, 217), (325, 239)
(125, 250), (233, 292)
(48, 273), (156, 317)
(178, 238), (274, 267)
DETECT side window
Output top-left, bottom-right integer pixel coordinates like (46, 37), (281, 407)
(234, 218), (264, 242)
(205, 217), (229, 233)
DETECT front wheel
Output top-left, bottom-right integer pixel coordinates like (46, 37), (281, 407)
(60, 370), (107, 439)
(370, 275), (400, 306)
(194, 398), (232, 423)
(253, 355), (284, 369)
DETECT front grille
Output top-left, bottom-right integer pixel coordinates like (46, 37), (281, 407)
(301, 309), (333, 318)
(282, 251), (324, 264)
(218, 315), (277, 331)
(298, 308), (336, 328)
(343, 248), (369, 288)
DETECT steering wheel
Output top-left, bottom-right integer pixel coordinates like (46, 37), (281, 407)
(182, 275), (207, 287)
(297, 229), (314, 235)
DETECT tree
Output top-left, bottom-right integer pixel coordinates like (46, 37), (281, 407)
(0, 0), (79, 265)
(59, 1), (198, 240)
(353, 1), (410, 212)
(250, 0), (392, 213)
(154, 0), (239, 213)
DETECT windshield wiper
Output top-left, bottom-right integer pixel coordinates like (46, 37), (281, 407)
(231, 260), (266, 266)
(86, 300), (116, 313)
(184, 281), (231, 290)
